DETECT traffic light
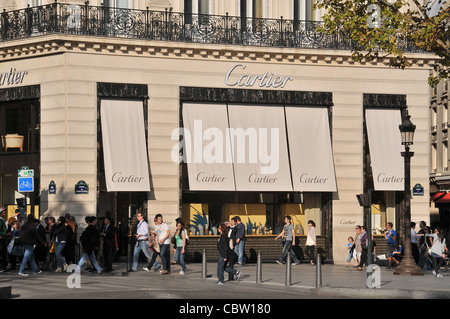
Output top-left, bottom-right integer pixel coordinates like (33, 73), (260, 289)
(16, 197), (27, 209)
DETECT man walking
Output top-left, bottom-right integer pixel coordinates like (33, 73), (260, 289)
(155, 214), (171, 274)
(77, 216), (103, 274)
(18, 214), (48, 276)
(357, 226), (368, 270)
(275, 216), (300, 265)
(132, 212), (160, 272)
(234, 216), (246, 265)
(102, 216), (116, 272)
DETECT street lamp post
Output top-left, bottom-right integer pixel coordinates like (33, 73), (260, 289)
(394, 111), (423, 276)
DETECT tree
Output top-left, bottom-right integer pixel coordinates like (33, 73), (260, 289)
(315, 0), (449, 86)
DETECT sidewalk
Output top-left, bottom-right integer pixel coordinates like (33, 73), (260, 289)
(1, 261), (449, 299)
(217, 262), (450, 299)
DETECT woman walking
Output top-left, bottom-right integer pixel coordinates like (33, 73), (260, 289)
(52, 216), (68, 272)
(174, 220), (187, 275)
(305, 220), (317, 266)
(429, 227), (448, 278)
(217, 223), (240, 285)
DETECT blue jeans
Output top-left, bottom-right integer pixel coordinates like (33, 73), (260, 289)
(54, 241), (67, 269)
(132, 240), (160, 271)
(78, 251), (102, 273)
(217, 256), (237, 283)
(175, 247), (186, 272)
(19, 245), (40, 274)
(159, 244), (170, 271)
(278, 240), (299, 263)
(234, 239), (245, 264)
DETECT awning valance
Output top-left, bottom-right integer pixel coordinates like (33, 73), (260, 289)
(365, 108), (404, 191)
(100, 99), (151, 192)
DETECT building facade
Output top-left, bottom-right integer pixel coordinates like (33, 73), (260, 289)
(0, 0), (436, 263)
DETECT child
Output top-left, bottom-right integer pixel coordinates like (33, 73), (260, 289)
(347, 237), (354, 266)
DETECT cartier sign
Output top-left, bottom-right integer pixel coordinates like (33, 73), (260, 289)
(0, 68), (28, 86)
(225, 64), (293, 88)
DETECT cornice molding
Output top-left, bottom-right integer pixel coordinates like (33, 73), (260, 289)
(0, 34), (440, 69)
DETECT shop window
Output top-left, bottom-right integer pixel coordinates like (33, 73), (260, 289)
(0, 100), (40, 153)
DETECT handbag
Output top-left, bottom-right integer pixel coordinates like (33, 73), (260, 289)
(7, 238), (15, 254)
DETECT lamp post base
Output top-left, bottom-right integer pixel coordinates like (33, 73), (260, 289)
(393, 257), (423, 276)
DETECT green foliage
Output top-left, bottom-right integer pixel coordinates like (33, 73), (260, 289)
(315, 0), (449, 86)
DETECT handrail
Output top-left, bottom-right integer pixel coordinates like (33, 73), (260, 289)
(0, 1), (420, 52)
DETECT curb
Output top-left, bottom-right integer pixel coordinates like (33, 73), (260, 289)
(316, 286), (450, 299)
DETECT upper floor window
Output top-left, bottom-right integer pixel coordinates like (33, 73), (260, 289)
(294, 0), (314, 22)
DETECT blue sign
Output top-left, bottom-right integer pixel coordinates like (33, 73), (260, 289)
(18, 177), (34, 192)
(75, 180), (89, 194)
(413, 184), (424, 196)
(49, 181), (56, 194)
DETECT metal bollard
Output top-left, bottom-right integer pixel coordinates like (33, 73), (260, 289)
(202, 248), (207, 279)
(285, 253), (292, 286)
(256, 250), (262, 284)
(316, 254), (322, 288)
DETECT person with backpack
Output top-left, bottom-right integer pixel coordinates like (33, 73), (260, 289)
(77, 216), (103, 274)
(18, 214), (47, 276)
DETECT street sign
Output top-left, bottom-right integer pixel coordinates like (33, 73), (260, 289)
(18, 167), (34, 177)
(18, 177), (34, 192)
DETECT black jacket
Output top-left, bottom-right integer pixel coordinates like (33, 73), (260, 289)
(80, 225), (100, 254)
(52, 223), (68, 242)
(19, 221), (47, 246)
(217, 233), (231, 259)
(102, 224), (116, 248)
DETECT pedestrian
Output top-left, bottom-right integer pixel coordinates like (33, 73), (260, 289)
(18, 214), (47, 276)
(132, 212), (159, 272)
(275, 216), (300, 265)
(357, 226), (368, 270)
(216, 223), (241, 285)
(411, 222), (420, 265)
(0, 207), (8, 272)
(101, 216), (116, 272)
(174, 220), (187, 275)
(228, 218), (238, 267)
(42, 216), (56, 271)
(233, 216), (246, 265)
(419, 226), (433, 270)
(417, 221), (427, 267)
(77, 216), (103, 274)
(154, 213), (171, 274)
(143, 217), (162, 273)
(384, 222), (397, 269)
(353, 225), (362, 267)
(392, 242), (403, 267)
(305, 220), (317, 266)
(33, 218), (47, 268)
(52, 216), (68, 272)
(5, 221), (23, 271)
(347, 236), (354, 266)
(63, 214), (77, 265)
(429, 227), (448, 278)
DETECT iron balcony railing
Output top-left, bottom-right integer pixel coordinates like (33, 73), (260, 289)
(0, 1), (419, 52)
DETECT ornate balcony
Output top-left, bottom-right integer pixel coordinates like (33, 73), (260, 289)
(0, 1), (420, 52)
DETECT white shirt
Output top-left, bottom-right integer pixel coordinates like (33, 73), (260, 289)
(411, 228), (418, 244)
(155, 222), (170, 245)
